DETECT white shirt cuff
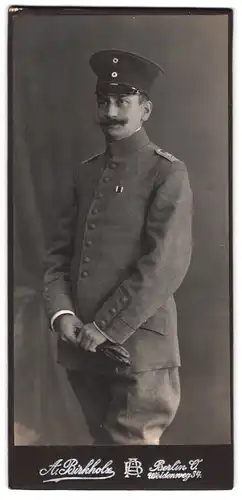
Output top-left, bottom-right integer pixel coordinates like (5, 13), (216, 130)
(51, 310), (75, 332)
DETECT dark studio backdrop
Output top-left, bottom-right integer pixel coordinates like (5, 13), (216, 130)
(12, 10), (231, 445)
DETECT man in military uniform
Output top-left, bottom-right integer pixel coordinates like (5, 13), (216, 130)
(43, 50), (193, 445)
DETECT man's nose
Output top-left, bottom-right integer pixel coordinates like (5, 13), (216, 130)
(106, 102), (118, 118)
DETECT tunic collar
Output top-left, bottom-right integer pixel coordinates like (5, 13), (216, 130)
(106, 127), (150, 158)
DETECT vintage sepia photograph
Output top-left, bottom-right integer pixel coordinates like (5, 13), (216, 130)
(9, 6), (232, 489)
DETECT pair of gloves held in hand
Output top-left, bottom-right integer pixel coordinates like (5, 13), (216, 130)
(56, 314), (131, 367)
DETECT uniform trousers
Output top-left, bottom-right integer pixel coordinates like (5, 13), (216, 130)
(66, 366), (180, 445)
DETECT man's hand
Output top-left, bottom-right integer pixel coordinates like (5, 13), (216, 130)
(54, 314), (83, 347)
(77, 323), (107, 352)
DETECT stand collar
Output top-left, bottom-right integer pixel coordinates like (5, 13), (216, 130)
(106, 127), (150, 158)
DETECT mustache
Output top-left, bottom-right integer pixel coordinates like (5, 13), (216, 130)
(95, 117), (128, 127)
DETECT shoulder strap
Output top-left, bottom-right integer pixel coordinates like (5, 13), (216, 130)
(82, 152), (103, 164)
(155, 148), (179, 163)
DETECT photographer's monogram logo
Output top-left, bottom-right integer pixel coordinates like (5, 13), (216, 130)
(124, 458), (143, 478)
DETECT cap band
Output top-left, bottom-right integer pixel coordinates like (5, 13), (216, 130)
(95, 82), (151, 102)
(96, 81), (141, 96)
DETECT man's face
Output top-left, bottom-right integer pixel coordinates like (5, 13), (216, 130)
(96, 93), (152, 141)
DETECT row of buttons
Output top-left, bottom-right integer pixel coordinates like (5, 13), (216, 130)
(112, 57), (119, 78)
(80, 162), (117, 279)
(96, 296), (129, 330)
(81, 155), (128, 325)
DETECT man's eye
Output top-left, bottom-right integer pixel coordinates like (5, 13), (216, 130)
(97, 100), (107, 107)
(118, 97), (129, 105)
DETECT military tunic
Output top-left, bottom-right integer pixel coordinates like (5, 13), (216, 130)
(43, 127), (193, 444)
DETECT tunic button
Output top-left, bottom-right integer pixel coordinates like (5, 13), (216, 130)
(110, 307), (116, 314)
(96, 192), (103, 199)
(92, 207), (99, 215)
(81, 271), (89, 278)
(121, 296), (128, 303)
(103, 177), (110, 183)
(86, 240), (92, 246)
(88, 223), (96, 230)
(83, 256), (90, 263)
(98, 320), (106, 329)
(109, 163), (117, 169)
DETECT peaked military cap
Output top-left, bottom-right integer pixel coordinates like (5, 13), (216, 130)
(89, 49), (164, 97)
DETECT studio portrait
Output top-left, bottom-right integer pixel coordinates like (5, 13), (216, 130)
(12, 9), (231, 447)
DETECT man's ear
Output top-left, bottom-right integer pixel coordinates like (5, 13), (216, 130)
(142, 100), (153, 123)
